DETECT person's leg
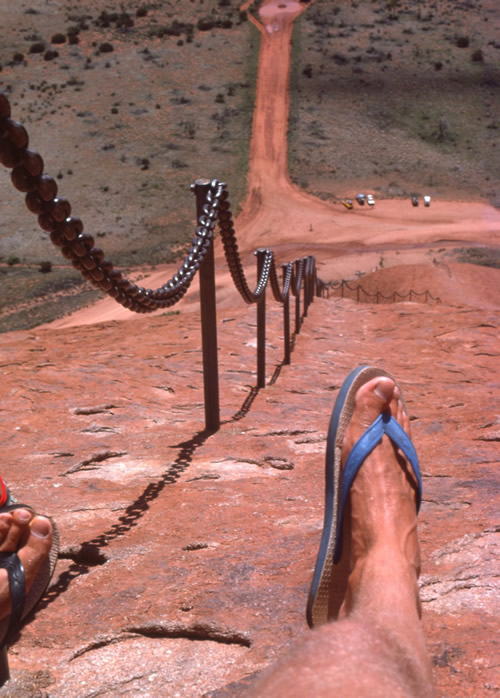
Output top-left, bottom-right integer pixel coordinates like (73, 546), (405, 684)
(0, 508), (53, 620)
(251, 376), (434, 697)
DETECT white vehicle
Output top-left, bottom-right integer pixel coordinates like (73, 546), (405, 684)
(366, 194), (375, 206)
(423, 195), (431, 207)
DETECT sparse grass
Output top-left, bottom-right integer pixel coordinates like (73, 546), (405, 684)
(451, 247), (500, 269)
(288, 0), (500, 201)
(0, 0), (258, 329)
(0, 266), (99, 332)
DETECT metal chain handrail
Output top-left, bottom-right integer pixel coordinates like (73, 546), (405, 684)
(0, 90), (330, 429)
(0, 92), (329, 316)
(329, 279), (441, 304)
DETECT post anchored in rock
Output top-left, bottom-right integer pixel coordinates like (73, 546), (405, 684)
(193, 178), (220, 432)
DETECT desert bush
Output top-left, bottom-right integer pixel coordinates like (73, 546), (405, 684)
(51, 33), (66, 44)
(39, 261), (52, 273)
(7, 256), (20, 266)
(197, 17), (215, 31)
(456, 36), (469, 48)
(116, 13), (134, 29)
(99, 42), (114, 54)
(197, 16), (232, 31)
(156, 20), (194, 42)
(333, 53), (348, 65)
(180, 120), (196, 139)
(471, 49), (484, 62)
(437, 118), (451, 143)
(29, 42), (45, 54)
(170, 95), (190, 105)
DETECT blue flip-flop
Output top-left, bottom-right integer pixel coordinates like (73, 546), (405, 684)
(306, 366), (422, 628)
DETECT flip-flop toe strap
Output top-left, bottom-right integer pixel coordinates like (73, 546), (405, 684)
(0, 553), (26, 643)
(333, 412), (422, 564)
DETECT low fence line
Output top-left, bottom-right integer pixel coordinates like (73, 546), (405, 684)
(329, 279), (441, 305)
(0, 92), (329, 431)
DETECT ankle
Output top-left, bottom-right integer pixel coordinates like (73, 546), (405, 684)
(344, 543), (421, 619)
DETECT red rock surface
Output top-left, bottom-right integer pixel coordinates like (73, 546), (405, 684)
(0, 291), (498, 696)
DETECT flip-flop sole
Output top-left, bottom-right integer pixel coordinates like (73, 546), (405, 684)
(306, 365), (401, 628)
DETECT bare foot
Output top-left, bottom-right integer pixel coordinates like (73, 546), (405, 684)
(0, 509), (53, 621)
(340, 376), (421, 617)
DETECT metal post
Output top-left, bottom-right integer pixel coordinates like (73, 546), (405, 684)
(303, 257), (310, 318)
(282, 263), (291, 365)
(256, 249), (266, 388)
(193, 178), (220, 432)
(294, 259), (301, 335)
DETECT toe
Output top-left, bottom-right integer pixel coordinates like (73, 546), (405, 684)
(0, 508), (32, 553)
(18, 516), (53, 592)
(396, 398), (411, 437)
(354, 377), (397, 430)
(0, 515), (13, 546)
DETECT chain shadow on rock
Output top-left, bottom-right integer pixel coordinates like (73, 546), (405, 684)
(35, 427), (212, 617)
(34, 381), (266, 615)
(222, 385), (260, 424)
(269, 333), (298, 386)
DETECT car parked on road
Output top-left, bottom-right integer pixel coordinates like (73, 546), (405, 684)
(411, 195), (419, 207)
(423, 195), (431, 207)
(366, 194), (375, 206)
(342, 199), (354, 210)
(356, 194), (365, 205)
